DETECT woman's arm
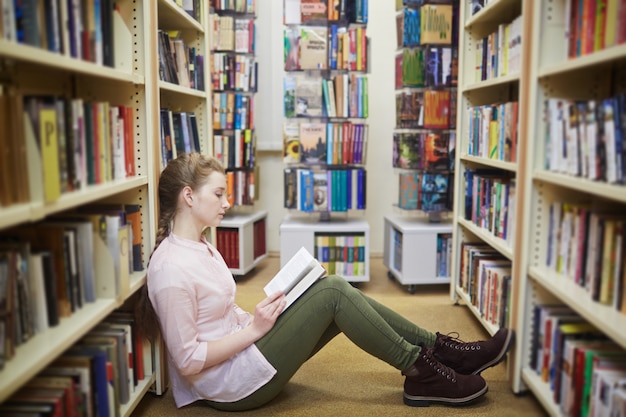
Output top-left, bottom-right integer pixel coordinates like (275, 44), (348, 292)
(203, 291), (285, 368)
(152, 279), (285, 375)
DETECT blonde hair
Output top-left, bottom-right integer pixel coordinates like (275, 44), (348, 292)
(136, 152), (226, 342)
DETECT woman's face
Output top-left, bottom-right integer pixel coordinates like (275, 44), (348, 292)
(190, 171), (230, 228)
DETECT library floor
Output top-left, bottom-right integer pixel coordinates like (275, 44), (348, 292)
(132, 255), (547, 417)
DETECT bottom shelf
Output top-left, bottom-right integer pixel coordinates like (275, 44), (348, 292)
(121, 374), (157, 417)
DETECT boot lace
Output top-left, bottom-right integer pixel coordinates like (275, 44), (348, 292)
(422, 348), (458, 383)
(438, 332), (481, 351)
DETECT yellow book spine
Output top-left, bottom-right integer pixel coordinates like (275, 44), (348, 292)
(40, 107), (61, 202)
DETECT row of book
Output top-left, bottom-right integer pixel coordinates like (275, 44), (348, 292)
(215, 228), (241, 269)
(213, 129), (256, 169)
(545, 201), (626, 314)
(0, 204), (143, 367)
(284, 73), (369, 119)
(393, 131), (455, 171)
(544, 95), (626, 184)
(395, 3), (456, 48)
(467, 100), (519, 163)
(211, 53), (258, 92)
(210, 15), (256, 54)
(283, 167), (366, 212)
(473, 14), (523, 83)
(178, 0), (203, 22)
(314, 233), (366, 277)
(459, 242), (512, 328)
(398, 172), (451, 212)
(530, 304), (626, 416)
(159, 109), (202, 170)
(284, 0), (369, 25)
(0, 311), (150, 416)
(212, 92), (255, 130)
(284, 25), (368, 71)
(211, 0), (256, 14)
(157, 31), (205, 91)
(215, 218), (267, 270)
(564, 0), (626, 60)
(395, 89), (456, 130)
(2, 0), (127, 69)
(394, 46), (458, 90)
(224, 169), (257, 207)
(0, 95), (136, 207)
(463, 169), (517, 246)
(283, 120), (368, 166)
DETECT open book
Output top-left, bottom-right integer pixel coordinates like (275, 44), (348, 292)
(264, 246), (327, 312)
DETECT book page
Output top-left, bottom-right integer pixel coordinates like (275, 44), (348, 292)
(264, 246), (326, 310)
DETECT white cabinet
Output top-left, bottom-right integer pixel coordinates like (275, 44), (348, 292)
(216, 210), (268, 276)
(383, 215), (452, 293)
(280, 217), (370, 283)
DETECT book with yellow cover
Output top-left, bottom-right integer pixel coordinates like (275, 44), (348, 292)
(420, 4), (453, 45)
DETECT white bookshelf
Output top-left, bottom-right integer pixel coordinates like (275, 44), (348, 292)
(217, 210), (268, 276)
(280, 216), (370, 283)
(383, 215), (452, 293)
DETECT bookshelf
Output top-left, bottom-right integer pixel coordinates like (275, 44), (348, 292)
(382, 215), (452, 293)
(157, 0), (212, 164)
(280, 217), (370, 283)
(216, 210), (268, 276)
(209, 1), (259, 207)
(515, 0), (626, 415)
(0, 0), (160, 415)
(450, 0), (530, 394)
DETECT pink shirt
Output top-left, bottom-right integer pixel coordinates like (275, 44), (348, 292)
(147, 233), (276, 406)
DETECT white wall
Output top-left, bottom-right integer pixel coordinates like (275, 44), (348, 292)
(252, 2), (398, 256)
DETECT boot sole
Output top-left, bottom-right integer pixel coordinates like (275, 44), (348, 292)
(472, 329), (515, 375)
(403, 385), (488, 407)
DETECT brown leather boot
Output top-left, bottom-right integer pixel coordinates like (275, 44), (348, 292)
(433, 328), (515, 375)
(402, 347), (488, 407)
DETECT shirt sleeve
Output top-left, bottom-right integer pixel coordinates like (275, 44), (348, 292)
(149, 263), (208, 376)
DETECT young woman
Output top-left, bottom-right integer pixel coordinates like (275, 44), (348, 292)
(137, 152), (514, 411)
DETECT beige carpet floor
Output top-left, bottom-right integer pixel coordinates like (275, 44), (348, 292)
(131, 255), (547, 416)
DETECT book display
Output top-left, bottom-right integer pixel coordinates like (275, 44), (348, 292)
(392, 0), (458, 220)
(210, 0), (259, 207)
(279, 0), (371, 283)
(0, 0), (164, 414)
(281, 0), (369, 217)
(383, 0), (458, 291)
(514, 0), (626, 415)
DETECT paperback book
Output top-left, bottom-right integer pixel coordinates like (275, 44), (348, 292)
(264, 246), (327, 312)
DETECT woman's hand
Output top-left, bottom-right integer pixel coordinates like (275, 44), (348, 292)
(251, 291), (286, 337)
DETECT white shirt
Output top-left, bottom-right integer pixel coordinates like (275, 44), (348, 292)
(148, 233), (276, 406)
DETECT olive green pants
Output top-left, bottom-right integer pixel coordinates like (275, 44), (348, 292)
(205, 275), (436, 411)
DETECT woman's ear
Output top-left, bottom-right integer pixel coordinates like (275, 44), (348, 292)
(182, 186), (194, 206)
